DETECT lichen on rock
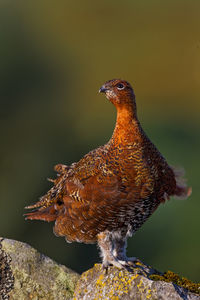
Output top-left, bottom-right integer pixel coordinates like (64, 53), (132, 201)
(74, 262), (200, 300)
(0, 239), (14, 300)
(150, 270), (200, 295)
(0, 238), (199, 300)
(0, 238), (79, 300)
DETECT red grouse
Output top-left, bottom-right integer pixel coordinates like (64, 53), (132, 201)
(25, 79), (191, 269)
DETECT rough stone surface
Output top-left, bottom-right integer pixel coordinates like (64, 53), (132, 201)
(74, 263), (200, 300)
(0, 238), (199, 300)
(0, 238), (79, 300)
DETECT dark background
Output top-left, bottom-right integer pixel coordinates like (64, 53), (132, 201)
(0, 1), (199, 281)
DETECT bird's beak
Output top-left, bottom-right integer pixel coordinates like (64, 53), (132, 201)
(99, 85), (108, 93)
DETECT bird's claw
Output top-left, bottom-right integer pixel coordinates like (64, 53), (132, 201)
(102, 256), (139, 273)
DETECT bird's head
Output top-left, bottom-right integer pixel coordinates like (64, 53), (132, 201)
(99, 79), (135, 108)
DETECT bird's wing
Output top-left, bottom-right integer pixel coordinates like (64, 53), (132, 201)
(24, 147), (121, 219)
(25, 145), (157, 243)
(53, 162), (127, 243)
(52, 148), (157, 243)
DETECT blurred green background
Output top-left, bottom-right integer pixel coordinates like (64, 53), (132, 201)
(0, 1), (199, 281)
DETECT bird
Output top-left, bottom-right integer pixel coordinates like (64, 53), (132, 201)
(25, 79), (191, 269)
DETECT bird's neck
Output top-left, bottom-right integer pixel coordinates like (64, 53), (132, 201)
(110, 105), (143, 146)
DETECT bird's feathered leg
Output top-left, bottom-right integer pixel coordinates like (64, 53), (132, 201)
(97, 231), (124, 270)
(111, 230), (137, 268)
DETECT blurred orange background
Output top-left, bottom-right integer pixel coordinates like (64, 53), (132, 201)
(0, 1), (199, 281)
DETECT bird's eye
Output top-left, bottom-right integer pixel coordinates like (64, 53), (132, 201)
(116, 83), (125, 90)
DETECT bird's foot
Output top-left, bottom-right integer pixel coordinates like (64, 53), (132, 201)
(117, 257), (138, 271)
(102, 257), (125, 271)
(125, 256), (137, 266)
(123, 257), (148, 275)
(102, 256), (138, 272)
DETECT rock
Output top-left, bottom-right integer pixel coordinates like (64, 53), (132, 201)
(1, 238), (199, 300)
(74, 262), (200, 300)
(0, 238), (79, 300)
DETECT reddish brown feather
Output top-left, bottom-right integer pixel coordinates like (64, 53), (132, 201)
(25, 206), (58, 222)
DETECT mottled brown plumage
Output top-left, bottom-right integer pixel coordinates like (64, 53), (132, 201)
(25, 79), (191, 269)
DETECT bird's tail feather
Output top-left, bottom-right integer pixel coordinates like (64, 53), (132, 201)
(24, 205), (58, 222)
(172, 166), (192, 199)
